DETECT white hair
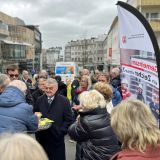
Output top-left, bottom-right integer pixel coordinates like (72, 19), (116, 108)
(22, 70), (28, 76)
(46, 78), (58, 87)
(9, 80), (27, 93)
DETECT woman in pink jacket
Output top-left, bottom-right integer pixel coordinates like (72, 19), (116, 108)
(110, 99), (160, 160)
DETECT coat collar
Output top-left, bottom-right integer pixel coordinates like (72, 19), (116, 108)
(79, 107), (107, 116)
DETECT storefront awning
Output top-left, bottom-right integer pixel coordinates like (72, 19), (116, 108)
(2, 40), (32, 46)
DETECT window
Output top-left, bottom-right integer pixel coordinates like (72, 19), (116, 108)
(146, 12), (159, 21)
(146, 13), (149, 19)
(89, 58), (92, 62)
(151, 13), (159, 19)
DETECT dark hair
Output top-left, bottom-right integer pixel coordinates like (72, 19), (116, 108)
(55, 75), (61, 82)
(6, 65), (19, 73)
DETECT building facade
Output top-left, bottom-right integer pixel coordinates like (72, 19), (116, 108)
(25, 25), (42, 72)
(45, 47), (62, 71)
(106, 0), (160, 71)
(0, 11), (42, 73)
(64, 35), (106, 71)
(106, 17), (120, 71)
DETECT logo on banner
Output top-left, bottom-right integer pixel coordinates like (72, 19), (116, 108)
(122, 36), (127, 44)
(109, 48), (112, 57)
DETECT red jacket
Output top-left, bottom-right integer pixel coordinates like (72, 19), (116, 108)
(110, 144), (160, 160)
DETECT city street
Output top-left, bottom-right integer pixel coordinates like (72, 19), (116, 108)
(65, 135), (76, 160)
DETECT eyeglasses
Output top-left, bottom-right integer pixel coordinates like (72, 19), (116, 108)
(9, 74), (19, 78)
(98, 80), (106, 82)
(45, 87), (55, 91)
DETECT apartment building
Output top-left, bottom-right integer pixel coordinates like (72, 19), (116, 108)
(0, 11), (42, 73)
(45, 47), (62, 70)
(106, 16), (119, 71)
(106, 0), (160, 70)
(64, 35), (106, 71)
(25, 25), (42, 72)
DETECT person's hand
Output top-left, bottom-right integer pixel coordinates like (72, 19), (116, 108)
(76, 115), (80, 123)
(72, 105), (82, 111)
(34, 112), (42, 120)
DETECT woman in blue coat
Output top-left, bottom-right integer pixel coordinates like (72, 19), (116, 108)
(0, 80), (38, 133)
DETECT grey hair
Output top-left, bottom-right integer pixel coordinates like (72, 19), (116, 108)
(9, 80), (27, 93)
(39, 70), (48, 78)
(46, 78), (58, 87)
(111, 68), (120, 76)
(22, 70), (28, 76)
(0, 74), (10, 88)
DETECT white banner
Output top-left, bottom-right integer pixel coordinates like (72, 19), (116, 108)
(117, 2), (159, 122)
(118, 6), (154, 53)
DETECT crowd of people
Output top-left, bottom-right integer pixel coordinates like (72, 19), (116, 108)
(0, 64), (159, 160)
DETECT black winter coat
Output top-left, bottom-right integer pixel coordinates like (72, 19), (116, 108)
(32, 89), (44, 110)
(35, 94), (72, 160)
(57, 81), (67, 97)
(68, 107), (120, 160)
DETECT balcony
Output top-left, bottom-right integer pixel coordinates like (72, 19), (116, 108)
(137, 0), (160, 7)
(0, 28), (9, 37)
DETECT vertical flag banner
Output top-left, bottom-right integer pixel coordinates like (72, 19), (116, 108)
(117, 1), (160, 122)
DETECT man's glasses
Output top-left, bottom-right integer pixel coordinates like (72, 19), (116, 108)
(9, 74), (19, 78)
(98, 80), (106, 82)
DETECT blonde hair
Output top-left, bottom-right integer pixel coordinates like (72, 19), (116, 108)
(97, 73), (110, 83)
(79, 90), (106, 110)
(111, 99), (160, 152)
(0, 133), (48, 160)
(81, 75), (92, 87)
(93, 82), (113, 102)
(32, 74), (39, 87)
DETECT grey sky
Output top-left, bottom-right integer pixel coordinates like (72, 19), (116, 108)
(0, 0), (126, 49)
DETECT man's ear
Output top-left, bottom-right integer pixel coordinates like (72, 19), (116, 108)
(0, 87), (4, 93)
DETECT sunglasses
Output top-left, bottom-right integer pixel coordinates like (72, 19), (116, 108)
(9, 74), (19, 78)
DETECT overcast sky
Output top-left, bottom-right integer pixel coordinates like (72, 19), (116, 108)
(0, 0), (126, 49)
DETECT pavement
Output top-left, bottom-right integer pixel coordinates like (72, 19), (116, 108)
(65, 135), (76, 160)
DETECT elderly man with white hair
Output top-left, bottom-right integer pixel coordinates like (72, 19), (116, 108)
(35, 78), (72, 160)
(22, 70), (32, 84)
(110, 67), (121, 89)
(0, 80), (38, 133)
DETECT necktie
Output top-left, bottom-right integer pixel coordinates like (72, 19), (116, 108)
(48, 98), (53, 106)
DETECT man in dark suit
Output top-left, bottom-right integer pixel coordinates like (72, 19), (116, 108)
(35, 78), (72, 160)
(32, 78), (47, 109)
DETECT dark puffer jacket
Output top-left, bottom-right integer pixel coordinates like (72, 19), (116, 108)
(68, 107), (120, 160)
